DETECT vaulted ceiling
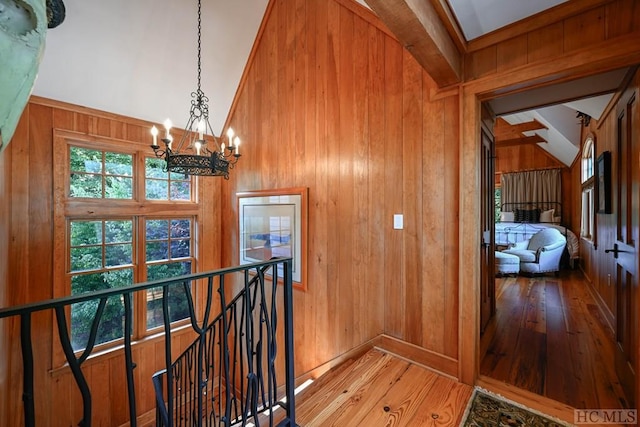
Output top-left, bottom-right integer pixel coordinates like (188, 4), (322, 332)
(30, 0), (627, 165)
(33, 0), (269, 134)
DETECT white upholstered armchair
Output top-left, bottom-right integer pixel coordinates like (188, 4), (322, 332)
(503, 228), (567, 275)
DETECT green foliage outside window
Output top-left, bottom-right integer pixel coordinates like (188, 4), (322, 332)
(66, 145), (196, 352)
(145, 158), (191, 200)
(145, 219), (192, 329)
(146, 262), (192, 329)
(70, 270), (132, 351)
(70, 146), (133, 199)
(69, 220), (134, 350)
(495, 187), (502, 223)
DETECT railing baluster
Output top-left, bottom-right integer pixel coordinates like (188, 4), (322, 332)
(20, 313), (35, 427)
(162, 284), (174, 426)
(153, 370), (169, 425)
(77, 298), (107, 365)
(54, 306), (92, 427)
(283, 259), (296, 426)
(243, 268), (254, 423)
(217, 274), (232, 426)
(123, 292), (137, 427)
(197, 319), (204, 427)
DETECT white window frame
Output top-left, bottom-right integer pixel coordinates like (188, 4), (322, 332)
(581, 135), (596, 241)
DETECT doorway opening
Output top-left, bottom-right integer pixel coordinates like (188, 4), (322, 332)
(477, 66), (637, 411)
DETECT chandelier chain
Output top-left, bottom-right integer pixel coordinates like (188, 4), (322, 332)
(149, 0), (242, 178)
(197, 0), (202, 95)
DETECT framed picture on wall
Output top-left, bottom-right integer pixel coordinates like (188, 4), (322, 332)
(237, 187), (308, 291)
(596, 151), (611, 214)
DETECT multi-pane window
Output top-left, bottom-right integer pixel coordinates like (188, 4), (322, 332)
(582, 138), (594, 183)
(145, 158), (191, 200)
(494, 187), (502, 223)
(145, 218), (193, 329)
(69, 220), (134, 350)
(55, 137), (199, 354)
(581, 188), (595, 239)
(70, 146), (133, 199)
(581, 136), (595, 240)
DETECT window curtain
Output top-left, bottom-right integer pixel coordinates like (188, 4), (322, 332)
(500, 168), (563, 217)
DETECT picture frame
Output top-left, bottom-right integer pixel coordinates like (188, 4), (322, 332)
(596, 151), (611, 214)
(237, 187), (308, 291)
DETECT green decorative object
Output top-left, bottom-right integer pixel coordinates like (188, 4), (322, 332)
(0, 0), (47, 151)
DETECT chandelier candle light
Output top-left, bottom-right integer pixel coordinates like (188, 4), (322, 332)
(150, 0), (241, 178)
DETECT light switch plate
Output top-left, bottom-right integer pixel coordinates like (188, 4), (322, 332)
(393, 214), (403, 230)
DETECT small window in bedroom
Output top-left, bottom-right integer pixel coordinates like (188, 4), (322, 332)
(582, 137), (594, 183)
(494, 187), (502, 222)
(581, 135), (596, 240)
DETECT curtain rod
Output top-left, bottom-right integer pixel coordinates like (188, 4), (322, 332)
(496, 166), (565, 175)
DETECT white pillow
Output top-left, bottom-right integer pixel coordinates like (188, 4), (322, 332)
(540, 209), (554, 223)
(500, 211), (514, 222)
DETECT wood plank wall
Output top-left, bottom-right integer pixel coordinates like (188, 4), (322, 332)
(465, 0), (640, 81)
(0, 116), (12, 425)
(222, 0), (460, 378)
(570, 68), (640, 323)
(0, 99), (220, 426)
(495, 145), (573, 224)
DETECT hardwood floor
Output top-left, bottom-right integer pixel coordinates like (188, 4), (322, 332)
(480, 270), (631, 410)
(287, 348), (473, 426)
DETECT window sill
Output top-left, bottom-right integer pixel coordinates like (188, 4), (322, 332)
(49, 321), (194, 378)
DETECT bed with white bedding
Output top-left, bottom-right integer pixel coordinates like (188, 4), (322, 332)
(496, 202), (580, 263)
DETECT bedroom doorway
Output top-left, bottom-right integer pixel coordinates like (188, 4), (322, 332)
(476, 67), (637, 411)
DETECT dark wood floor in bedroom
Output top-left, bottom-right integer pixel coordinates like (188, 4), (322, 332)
(480, 270), (630, 410)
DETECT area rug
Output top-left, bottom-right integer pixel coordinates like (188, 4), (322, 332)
(461, 388), (573, 427)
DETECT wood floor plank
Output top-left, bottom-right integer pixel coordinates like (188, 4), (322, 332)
(544, 282), (579, 407)
(480, 271), (629, 410)
(403, 375), (473, 426)
(508, 327), (546, 394)
(563, 280), (599, 409)
(295, 349), (392, 422)
(522, 279), (547, 334)
(338, 364), (438, 426)
(481, 278), (528, 381)
(294, 348), (472, 427)
(291, 356), (358, 407)
(307, 357), (411, 426)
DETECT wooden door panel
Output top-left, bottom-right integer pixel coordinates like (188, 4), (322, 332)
(613, 88), (638, 406)
(480, 105), (495, 334)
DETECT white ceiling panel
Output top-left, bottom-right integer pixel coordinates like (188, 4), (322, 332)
(502, 108), (579, 167)
(446, 0), (567, 40)
(33, 0), (268, 134)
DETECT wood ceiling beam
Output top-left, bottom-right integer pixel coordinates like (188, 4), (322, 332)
(495, 134), (546, 148)
(365, 0), (462, 87)
(428, 0), (467, 53)
(494, 118), (547, 138)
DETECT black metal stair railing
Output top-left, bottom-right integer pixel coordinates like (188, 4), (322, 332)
(0, 257), (296, 427)
(152, 258), (296, 427)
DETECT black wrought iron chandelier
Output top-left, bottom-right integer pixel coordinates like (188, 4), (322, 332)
(150, 0), (241, 178)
